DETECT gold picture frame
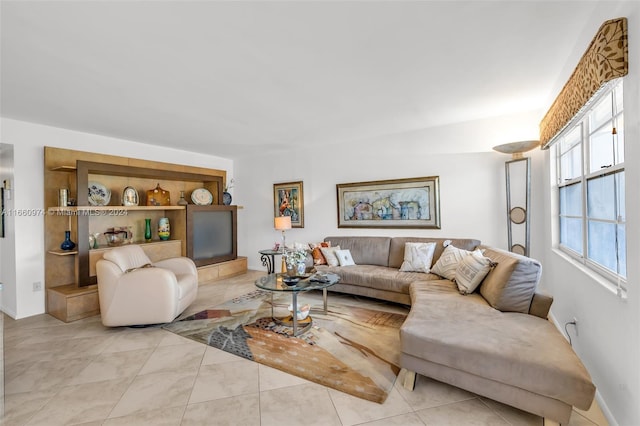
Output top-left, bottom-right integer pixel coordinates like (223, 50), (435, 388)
(273, 181), (304, 228)
(336, 176), (440, 229)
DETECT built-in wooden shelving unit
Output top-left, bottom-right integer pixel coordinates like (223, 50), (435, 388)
(44, 147), (246, 323)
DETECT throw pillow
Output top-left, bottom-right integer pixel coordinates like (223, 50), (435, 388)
(399, 242), (437, 273)
(320, 246), (341, 267)
(309, 242), (330, 265)
(455, 251), (496, 294)
(335, 249), (356, 266)
(431, 244), (475, 281)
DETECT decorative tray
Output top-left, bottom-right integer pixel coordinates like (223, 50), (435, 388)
(88, 182), (111, 206)
(191, 188), (213, 205)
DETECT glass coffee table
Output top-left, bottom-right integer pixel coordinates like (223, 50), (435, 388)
(254, 272), (340, 336)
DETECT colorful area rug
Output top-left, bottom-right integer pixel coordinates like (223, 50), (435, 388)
(163, 289), (408, 403)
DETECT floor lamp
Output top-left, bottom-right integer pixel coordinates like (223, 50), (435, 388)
(492, 140), (539, 257)
(274, 215), (292, 272)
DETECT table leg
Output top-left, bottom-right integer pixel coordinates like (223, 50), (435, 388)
(260, 253), (275, 274)
(323, 288), (328, 314)
(292, 292), (298, 336)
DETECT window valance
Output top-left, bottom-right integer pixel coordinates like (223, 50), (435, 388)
(540, 17), (628, 149)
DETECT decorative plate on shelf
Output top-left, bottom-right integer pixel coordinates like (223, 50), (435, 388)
(191, 188), (213, 205)
(88, 182), (111, 206)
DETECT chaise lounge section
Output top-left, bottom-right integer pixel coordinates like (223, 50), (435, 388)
(315, 236), (595, 425)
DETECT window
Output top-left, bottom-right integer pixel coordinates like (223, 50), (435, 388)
(556, 80), (626, 284)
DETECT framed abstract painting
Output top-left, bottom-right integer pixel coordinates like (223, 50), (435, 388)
(336, 176), (440, 229)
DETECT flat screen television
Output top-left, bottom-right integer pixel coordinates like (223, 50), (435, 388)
(186, 205), (237, 267)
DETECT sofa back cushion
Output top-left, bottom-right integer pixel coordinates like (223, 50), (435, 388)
(388, 238), (481, 269)
(480, 246), (542, 313)
(324, 236), (391, 266)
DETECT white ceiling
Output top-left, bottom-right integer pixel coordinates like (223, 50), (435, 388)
(0, 1), (610, 159)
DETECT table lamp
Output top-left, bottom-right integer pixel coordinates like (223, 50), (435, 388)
(274, 215), (292, 273)
(274, 215), (292, 253)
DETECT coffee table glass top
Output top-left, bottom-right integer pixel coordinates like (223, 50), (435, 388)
(255, 272), (340, 292)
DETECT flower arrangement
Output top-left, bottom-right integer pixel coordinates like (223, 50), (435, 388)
(224, 178), (234, 192)
(283, 248), (308, 268)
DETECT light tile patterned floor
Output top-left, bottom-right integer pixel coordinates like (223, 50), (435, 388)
(3, 271), (607, 426)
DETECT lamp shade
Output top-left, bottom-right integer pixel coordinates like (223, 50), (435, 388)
(274, 215), (292, 230)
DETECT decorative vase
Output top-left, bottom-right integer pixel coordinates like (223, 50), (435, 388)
(177, 190), (188, 206)
(144, 218), (152, 242)
(296, 262), (306, 275)
(60, 230), (76, 251)
(158, 217), (170, 241)
(286, 264), (296, 276)
(222, 191), (232, 205)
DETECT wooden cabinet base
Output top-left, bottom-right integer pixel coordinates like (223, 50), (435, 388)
(197, 257), (247, 284)
(47, 284), (100, 323)
(46, 257), (248, 322)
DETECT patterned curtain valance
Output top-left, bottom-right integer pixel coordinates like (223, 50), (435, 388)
(540, 17), (628, 149)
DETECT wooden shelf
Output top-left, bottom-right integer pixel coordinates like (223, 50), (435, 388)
(50, 165), (77, 172)
(48, 249), (78, 256)
(48, 205), (187, 214)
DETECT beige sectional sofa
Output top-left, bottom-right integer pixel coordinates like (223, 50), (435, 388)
(315, 236), (595, 425)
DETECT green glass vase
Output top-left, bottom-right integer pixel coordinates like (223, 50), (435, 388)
(144, 218), (152, 242)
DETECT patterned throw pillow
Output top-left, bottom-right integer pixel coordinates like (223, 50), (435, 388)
(455, 251), (496, 294)
(309, 242), (331, 265)
(335, 249), (356, 266)
(320, 246), (341, 267)
(431, 244), (475, 281)
(399, 242), (437, 273)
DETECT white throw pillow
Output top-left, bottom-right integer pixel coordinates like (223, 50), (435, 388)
(320, 246), (341, 267)
(335, 249), (356, 266)
(455, 251), (495, 294)
(431, 244), (475, 281)
(399, 242), (437, 273)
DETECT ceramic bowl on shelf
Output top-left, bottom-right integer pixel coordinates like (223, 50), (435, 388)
(104, 230), (128, 247)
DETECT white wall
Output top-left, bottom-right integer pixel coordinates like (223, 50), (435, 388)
(539, 4), (640, 425)
(0, 118), (233, 319)
(233, 110), (544, 272)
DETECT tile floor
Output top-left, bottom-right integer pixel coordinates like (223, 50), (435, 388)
(3, 271), (608, 426)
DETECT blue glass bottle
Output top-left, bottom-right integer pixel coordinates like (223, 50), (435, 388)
(60, 230), (76, 251)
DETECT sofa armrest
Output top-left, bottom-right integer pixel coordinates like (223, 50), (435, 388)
(528, 292), (553, 319)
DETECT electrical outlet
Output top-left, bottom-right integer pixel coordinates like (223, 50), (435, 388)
(33, 281), (42, 291)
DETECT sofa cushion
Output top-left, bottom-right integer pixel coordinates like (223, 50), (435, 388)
(309, 241), (330, 265)
(479, 246), (542, 313)
(402, 282), (596, 410)
(320, 246), (341, 267)
(388, 238), (481, 269)
(431, 245), (478, 281)
(455, 251), (494, 294)
(335, 249), (356, 266)
(399, 242), (437, 273)
(324, 236), (391, 266)
(316, 264), (439, 295)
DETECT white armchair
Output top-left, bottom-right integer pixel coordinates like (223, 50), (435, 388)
(96, 245), (198, 327)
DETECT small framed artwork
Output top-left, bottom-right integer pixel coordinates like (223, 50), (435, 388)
(336, 176), (440, 229)
(273, 181), (304, 228)
(122, 186), (139, 206)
